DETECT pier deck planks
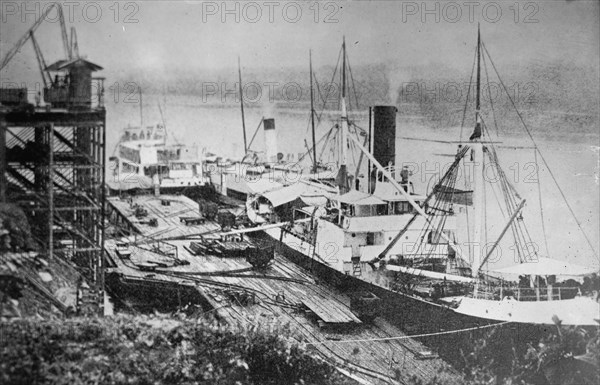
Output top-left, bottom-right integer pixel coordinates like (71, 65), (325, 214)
(301, 295), (362, 324)
(104, 194), (460, 384)
(107, 195), (221, 240)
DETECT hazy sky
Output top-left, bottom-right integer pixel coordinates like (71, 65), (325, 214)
(1, 1), (598, 266)
(1, 0), (599, 83)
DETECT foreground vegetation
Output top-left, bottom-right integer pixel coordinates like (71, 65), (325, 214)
(465, 324), (598, 385)
(0, 315), (355, 385)
(426, 319), (600, 385)
(1, 313), (598, 385)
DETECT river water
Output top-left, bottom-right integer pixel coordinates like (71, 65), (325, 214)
(106, 94), (600, 271)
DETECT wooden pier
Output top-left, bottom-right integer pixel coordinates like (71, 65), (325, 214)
(104, 194), (460, 384)
(301, 296), (363, 325)
(107, 194), (221, 240)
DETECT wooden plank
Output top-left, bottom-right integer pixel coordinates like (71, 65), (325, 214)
(301, 297), (361, 324)
(103, 199), (461, 385)
(107, 195), (221, 240)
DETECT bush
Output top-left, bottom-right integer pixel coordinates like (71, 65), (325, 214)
(0, 315), (356, 385)
(438, 322), (599, 385)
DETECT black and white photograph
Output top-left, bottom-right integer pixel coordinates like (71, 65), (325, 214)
(1, 1), (599, 384)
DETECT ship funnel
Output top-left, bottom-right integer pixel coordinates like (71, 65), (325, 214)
(263, 118), (278, 163)
(373, 106), (397, 170)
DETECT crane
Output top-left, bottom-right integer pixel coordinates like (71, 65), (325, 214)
(29, 32), (51, 88)
(70, 27), (80, 59)
(0, 3), (72, 78)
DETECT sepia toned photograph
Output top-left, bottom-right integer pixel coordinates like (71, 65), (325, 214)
(1, 1), (598, 384)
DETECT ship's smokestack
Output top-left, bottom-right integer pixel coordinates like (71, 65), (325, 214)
(373, 106), (397, 169)
(263, 118), (278, 163)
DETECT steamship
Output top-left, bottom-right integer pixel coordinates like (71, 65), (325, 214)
(205, 118), (339, 204)
(245, 34), (600, 329)
(206, 57), (339, 202)
(107, 123), (207, 194)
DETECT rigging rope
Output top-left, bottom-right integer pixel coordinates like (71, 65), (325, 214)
(308, 321), (511, 345)
(345, 50), (361, 111)
(304, 43), (355, 170)
(409, 147), (467, 264)
(481, 41), (598, 259)
(479, 52), (538, 263)
(460, 44), (478, 143)
(534, 150), (551, 257)
(479, 102), (538, 264)
(481, 49), (501, 137)
(488, 142), (525, 262)
(318, 45), (342, 120)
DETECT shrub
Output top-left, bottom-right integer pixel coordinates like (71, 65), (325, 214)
(0, 315), (356, 385)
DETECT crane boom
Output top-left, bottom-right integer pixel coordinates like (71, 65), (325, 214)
(70, 27), (79, 58)
(59, 5), (72, 60)
(29, 32), (50, 88)
(0, 3), (71, 71)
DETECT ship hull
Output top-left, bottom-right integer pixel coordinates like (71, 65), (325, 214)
(251, 228), (496, 335)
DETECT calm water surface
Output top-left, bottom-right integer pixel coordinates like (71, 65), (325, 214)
(106, 94), (599, 271)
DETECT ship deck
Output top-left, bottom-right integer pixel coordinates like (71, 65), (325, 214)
(104, 193), (461, 384)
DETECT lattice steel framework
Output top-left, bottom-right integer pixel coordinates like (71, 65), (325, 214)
(1, 109), (106, 293)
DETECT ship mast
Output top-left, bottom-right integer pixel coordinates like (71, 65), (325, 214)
(139, 86), (143, 131)
(336, 37), (350, 193)
(470, 24), (485, 277)
(309, 50), (317, 173)
(157, 101), (167, 145)
(476, 25), (481, 126)
(238, 56), (248, 154)
(341, 37), (348, 166)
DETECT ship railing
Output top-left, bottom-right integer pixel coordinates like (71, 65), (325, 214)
(472, 284), (581, 302)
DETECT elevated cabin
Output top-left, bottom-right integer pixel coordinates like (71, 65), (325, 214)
(44, 58), (104, 109)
